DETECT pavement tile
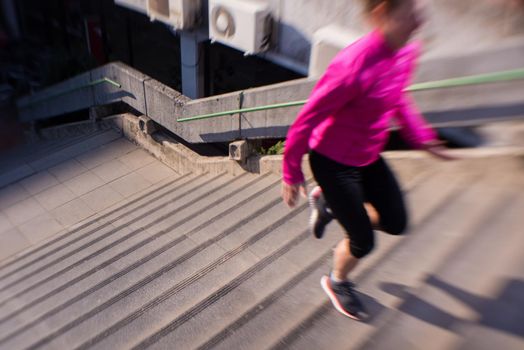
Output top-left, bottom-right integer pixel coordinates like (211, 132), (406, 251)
(64, 171), (105, 196)
(136, 161), (177, 184)
(118, 148), (156, 171)
(51, 197), (95, 227)
(0, 228), (31, 262)
(0, 183), (31, 210)
(81, 184), (125, 212)
(109, 172), (154, 198)
(0, 211), (14, 234)
(4, 196), (46, 226)
(103, 138), (137, 158)
(35, 183), (77, 210)
(92, 159), (132, 183)
(75, 147), (117, 170)
(48, 158), (88, 183)
(18, 212), (65, 245)
(19, 170), (59, 195)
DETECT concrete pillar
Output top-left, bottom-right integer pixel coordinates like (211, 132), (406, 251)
(180, 31), (206, 99)
(1, 0), (21, 40)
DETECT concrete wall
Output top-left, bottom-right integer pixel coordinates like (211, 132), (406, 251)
(14, 1), (524, 146)
(113, 0), (524, 72)
(266, 0), (524, 64)
(421, 0), (524, 59)
(16, 36), (524, 143)
(16, 72), (94, 122)
(267, 0), (365, 65)
(91, 63), (150, 113)
(240, 78), (315, 139)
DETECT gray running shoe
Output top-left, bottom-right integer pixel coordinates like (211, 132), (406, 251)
(321, 275), (368, 320)
(308, 186), (333, 239)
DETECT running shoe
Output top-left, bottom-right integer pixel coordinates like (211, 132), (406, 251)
(320, 275), (368, 320)
(308, 186), (333, 239)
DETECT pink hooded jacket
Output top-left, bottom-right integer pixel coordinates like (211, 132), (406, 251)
(283, 30), (437, 185)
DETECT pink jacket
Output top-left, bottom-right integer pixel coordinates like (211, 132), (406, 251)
(283, 30), (437, 185)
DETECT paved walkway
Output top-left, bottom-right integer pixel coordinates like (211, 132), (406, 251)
(0, 128), (177, 262)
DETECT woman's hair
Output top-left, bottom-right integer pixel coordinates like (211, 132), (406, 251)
(363, 0), (403, 13)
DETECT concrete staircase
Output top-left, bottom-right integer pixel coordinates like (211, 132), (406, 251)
(0, 127), (523, 349)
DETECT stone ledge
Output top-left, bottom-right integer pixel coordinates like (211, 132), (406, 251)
(112, 113), (524, 186)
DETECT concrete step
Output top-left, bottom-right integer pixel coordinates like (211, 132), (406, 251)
(0, 173), (252, 323)
(0, 172), (203, 298)
(150, 174), (283, 247)
(0, 173), (230, 344)
(0, 171), (264, 310)
(45, 201), (314, 350)
(149, 206), (348, 349)
(206, 251), (331, 350)
(0, 172), (191, 281)
(129, 223), (333, 350)
(0, 174), (282, 348)
(272, 162), (520, 350)
(0, 173), (260, 322)
(203, 161), (482, 350)
(111, 172), (260, 235)
(358, 176), (524, 350)
(0, 149), (521, 350)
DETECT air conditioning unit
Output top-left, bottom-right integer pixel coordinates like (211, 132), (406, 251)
(209, 0), (272, 55)
(115, 0), (148, 15)
(146, 0), (202, 30)
(309, 25), (362, 77)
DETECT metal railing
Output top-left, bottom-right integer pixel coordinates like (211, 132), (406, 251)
(177, 68), (524, 122)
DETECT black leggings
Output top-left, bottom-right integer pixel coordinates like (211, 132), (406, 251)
(309, 150), (408, 259)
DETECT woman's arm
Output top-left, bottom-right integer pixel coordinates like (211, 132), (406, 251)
(283, 58), (362, 186)
(395, 94), (457, 160)
(394, 93), (437, 149)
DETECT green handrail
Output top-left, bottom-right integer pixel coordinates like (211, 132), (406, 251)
(177, 68), (524, 122)
(20, 77), (121, 107)
(405, 68), (524, 91)
(179, 100), (309, 122)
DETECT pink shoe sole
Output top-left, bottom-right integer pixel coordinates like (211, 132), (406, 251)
(320, 276), (361, 321)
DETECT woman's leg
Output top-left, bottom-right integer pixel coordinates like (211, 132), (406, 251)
(332, 238), (359, 281)
(309, 151), (376, 278)
(361, 156), (408, 235)
(309, 151), (377, 319)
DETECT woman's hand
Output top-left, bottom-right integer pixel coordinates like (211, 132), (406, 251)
(281, 181), (308, 208)
(422, 140), (458, 161)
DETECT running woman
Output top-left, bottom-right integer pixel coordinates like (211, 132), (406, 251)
(281, 0), (454, 320)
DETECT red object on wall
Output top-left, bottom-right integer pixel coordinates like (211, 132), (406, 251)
(84, 17), (106, 65)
